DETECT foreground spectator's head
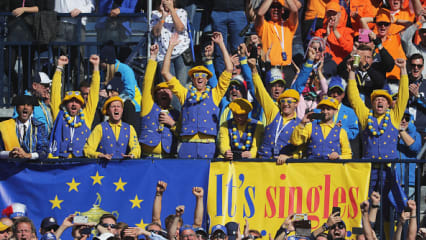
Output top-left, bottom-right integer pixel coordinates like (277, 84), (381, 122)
(375, 9), (391, 39)
(268, 68), (286, 100)
(194, 228), (208, 240)
(325, 1), (342, 28)
(32, 72), (51, 100)
(2, 203), (27, 220)
(328, 221), (346, 240)
(188, 66), (213, 92)
(315, 233), (328, 240)
(388, 0), (403, 11)
(409, 53), (424, 81)
(98, 214), (118, 235)
(100, 41), (117, 69)
(370, 89), (392, 115)
(419, 23), (426, 45)
(165, 214), (183, 240)
(228, 75), (247, 101)
(225, 222), (238, 240)
(269, 0), (285, 23)
(327, 76), (346, 103)
(12, 96), (39, 123)
(106, 73), (123, 98)
(180, 225), (196, 240)
(210, 225), (228, 240)
(154, 82), (173, 109)
(102, 96), (124, 124)
(306, 37), (326, 63)
(277, 89), (299, 117)
(39, 217), (59, 235)
(79, 81), (91, 104)
(0, 221), (12, 240)
(13, 217), (36, 240)
(62, 91), (85, 117)
(229, 98), (253, 125)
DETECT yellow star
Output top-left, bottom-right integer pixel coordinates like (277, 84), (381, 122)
(113, 177), (127, 192)
(135, 218), (148, 229)
(66, 178), (81, 192)
(343, 114), (348, 119)
(49, 195), (63, 209)
(90, 171), (104, 185)
(130, 195), (143, 208)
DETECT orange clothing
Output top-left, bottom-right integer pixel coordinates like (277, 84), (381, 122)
(314, 5), (354, 64)
(389, 9), (415, 35)
(382, 34), (407, 80)
(350, 0), (382, 32)
(256, 19), (298, 66)
(304, 0), (330, 20)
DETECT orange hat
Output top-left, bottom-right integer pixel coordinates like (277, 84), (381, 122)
(375, 8), (391, 23)
(326, 1), (341, 12)
(272, 0), (285, 6)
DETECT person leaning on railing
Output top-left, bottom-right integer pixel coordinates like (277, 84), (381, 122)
(48, 55), (100, 158)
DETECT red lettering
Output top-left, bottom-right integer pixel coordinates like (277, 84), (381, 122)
(348, 187), (359, 219)
(265, 187), (276, 218)
(333, 187), (347, 216)
(307, 186), (321, 213)
(308, 215), (320, 229)
(288, 187), (303, 214)
(323, 175), (331, 218)
(279, 186), (286, 218)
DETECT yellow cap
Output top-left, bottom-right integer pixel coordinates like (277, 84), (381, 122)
(0, 222), (9, 232)
(62, 91), (84, 106)
(277, 89), (300, 103)
(188, 66), (213, 79)
(102, 96), (124, 115)
(370, 89), (392, 104)
(317, 96), (339, 110)
(154, 82), (169, 92)
(228, 98), (253, 115)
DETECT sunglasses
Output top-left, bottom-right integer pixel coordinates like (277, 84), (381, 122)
(66, 91), (81, 96)
(377, 22), (390, 27)
(411, 63), (424, 69)
(312, 47), (323, 52)
(270, 4), (282, 9)
(230, 85), (241, 91)
(403, 115), (411, 122)
(193, 72), (208, 78)
(212, 232), (227, 240)
(331, 222), (345, 230)
(280, 99), (297, 104)
(101, 223), (117, 229)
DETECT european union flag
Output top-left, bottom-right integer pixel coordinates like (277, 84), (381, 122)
(0, 160), (210, 240)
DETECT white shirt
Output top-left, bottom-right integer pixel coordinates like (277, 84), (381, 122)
(149, 9), (190, 61)
(0, 118), (39, 160)
(54, 0), (95, 25)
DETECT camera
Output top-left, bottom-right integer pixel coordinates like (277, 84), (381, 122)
(73, 216), (88, 224)
(308, 113), (325, 121)
(232, 150), (243, 160)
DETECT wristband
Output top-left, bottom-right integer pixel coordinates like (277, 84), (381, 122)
(161, 20), (165, 24)
(371, 204), (380, 208)
(410, 215), (416, 218)
(56, 66), (64, 71)
(322, 223), (329, 231)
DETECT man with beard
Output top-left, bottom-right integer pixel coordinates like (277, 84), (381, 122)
(347, 58), (408, 193)
(218, 98), (264, 159)
(291, 97), (352, 159)
(12, 72), (54, 135)
(162, 32), (233, 158)
(84, 96), (140, 160)
(139, 44), (180, 158)
(0, 95), (49, 160)
(49, 55), (100, 158)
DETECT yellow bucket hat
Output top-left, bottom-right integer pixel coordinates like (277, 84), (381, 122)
(228, 98), (253, 115)
(317, 96), (339, 110)
(370, 89), (392, 104)
(277, 89), (300, 103)
(188, 66), (213, 79)
(62, 91), (84, 106)
(102, 96), (124, 115)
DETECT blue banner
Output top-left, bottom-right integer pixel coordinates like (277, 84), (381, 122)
(0, 159), (210, 239)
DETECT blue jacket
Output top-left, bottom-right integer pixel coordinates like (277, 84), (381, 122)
(115, 60), (142, 112)
(95, 0), (138, 37)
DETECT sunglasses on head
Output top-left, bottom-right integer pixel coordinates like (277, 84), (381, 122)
(193, 72), (208, 78)
(101, 223), (117, 229)
(411, 63), (424, 69)
(280, 99), (296, 104)
(331, 222), (345, 230)
(377, 22), (390, 27)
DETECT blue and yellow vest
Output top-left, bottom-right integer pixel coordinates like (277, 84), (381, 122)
(362, 117), (399, 159)
(139, 104), (179, 154)
(259, 113), (300, 158)
(307, 122), (341, 159)
(98, 121), (130, 157)
(181, 91), (219, 136)
(227, 119), (258, 151)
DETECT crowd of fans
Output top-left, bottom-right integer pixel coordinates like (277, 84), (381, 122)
(0, 183), (425, 240)
(1, 0), (426, 238)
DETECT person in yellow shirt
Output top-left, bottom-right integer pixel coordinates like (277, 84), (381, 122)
(290, 97), (352, 159)
(161, 32), (233, 158)
(49, 55), (100, 158)
(139, 44), (179, 158)
(347, 57), (408, 193)
(84, 96), (140, 159)
(218, 98), (264, 159)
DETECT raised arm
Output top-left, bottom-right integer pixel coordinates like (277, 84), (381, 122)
(360, 201), (375, 240)
(347, 64), (369, 129)
(285, 0), (299, 27)
(161, 33), (180, 82)
(255, 0), (272, 29)
(163, 0), (185, 33)
(192, 187), (204, 228)
(168, 206), (184, 240)
(152, 181), (167, 226)
(84, 55), (100, 128)
(51, 56), (69, 119)
(407, 200), (417, 240)
(141, 44), (159, 117)
(393, 59), (409, 127)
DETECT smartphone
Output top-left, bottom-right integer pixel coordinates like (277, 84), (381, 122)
(332, 206), (341, 216)
(249, 45), (258, 59)
(308, 113), (325, 121)
(74, 215), (88, 224)
(294, 220), (311, 237)
(233, 150), (243, 160)
(294, 213), (308, 221)
(358, 29), (371, 43)
(352, 227), (364, 235)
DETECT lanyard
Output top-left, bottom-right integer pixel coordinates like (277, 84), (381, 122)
(274, 115), (291, 147)
(70, 117), (76, 144)
(39, 100), (53, 130)
(273, 23), (285, 52)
